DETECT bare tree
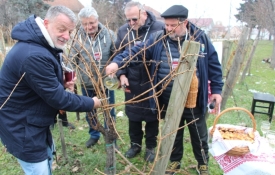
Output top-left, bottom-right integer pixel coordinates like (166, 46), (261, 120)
(92, 0), (129, 31)
(221, 27), (249, 110)
(239, 28), (261, 83)
(235, 0), (275, 68)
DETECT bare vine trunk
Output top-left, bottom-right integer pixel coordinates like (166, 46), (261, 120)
(99, 125), (117, 175)
(88, 112), (117, 175)
(221, 27), (249, 110)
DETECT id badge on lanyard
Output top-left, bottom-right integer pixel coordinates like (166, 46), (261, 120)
(172, 58), (179, 70)
(90, 38), (102, 62)
(94, 52), (101, 61)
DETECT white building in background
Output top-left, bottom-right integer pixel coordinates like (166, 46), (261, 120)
(188, 18), (215, 35)
(250, 28), (272, 40)
(78, 0), (92, 7)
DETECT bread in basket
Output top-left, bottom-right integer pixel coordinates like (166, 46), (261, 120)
(209, 107), (257, 156)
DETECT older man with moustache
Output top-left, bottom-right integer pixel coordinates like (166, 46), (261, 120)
(69, 6), (117, 148)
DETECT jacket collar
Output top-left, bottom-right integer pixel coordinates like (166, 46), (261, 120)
(35, 17), (55, 48)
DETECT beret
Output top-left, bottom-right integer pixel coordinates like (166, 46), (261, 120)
(161, 5), (188, 18)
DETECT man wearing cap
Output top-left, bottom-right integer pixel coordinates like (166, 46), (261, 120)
(106, 4), (223, 175)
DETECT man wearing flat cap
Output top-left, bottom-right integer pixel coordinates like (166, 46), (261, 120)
(161, 5), (189, 18)
(106, 4), (223, 175)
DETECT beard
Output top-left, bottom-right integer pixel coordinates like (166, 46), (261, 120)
(167, 25), (186, 41)
(54, 37), (67, 49)
(168, 33), (185, 41)
(87, 27), (98, 37)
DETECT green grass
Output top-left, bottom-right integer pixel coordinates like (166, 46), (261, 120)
(1, 40), (275, 175)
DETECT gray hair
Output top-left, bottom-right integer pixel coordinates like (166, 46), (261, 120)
(45, 5), (77, 24)
(124, 1), (145, 13)
(78, 7), (99, 19)
(179, 18), (186, 22)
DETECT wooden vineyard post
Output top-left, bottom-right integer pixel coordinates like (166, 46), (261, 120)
(152, 40), (200, 175)
(58, 119), (68, 161)
(222, 40), (233, 77)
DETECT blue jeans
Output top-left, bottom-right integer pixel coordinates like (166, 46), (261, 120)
(81, 88), (116, 139)
(17, 145), (54, 175)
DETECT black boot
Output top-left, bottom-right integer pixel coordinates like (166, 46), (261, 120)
(144, 148), (155, 163)
(125, 143), (141, 158)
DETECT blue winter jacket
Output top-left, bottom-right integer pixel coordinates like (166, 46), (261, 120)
(0, 15), (94, 162)
(112, 21), (223, 115)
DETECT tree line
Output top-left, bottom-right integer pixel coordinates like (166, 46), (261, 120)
(235, 0), (275, 68)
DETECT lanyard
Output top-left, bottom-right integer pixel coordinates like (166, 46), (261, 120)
(130, 26), (151, 45)
(166, 28), (188, 63)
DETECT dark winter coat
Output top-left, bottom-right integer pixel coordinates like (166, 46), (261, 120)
(112, 21), (224, 116)
(115, 11), (164, 122)
(0, 15), (94, 163)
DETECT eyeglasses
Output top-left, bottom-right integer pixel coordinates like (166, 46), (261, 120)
(126, 18), (138, 23)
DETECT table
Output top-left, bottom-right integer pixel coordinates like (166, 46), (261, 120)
(210, 137), (275, 175)
(213, 152), (275, 175)
(251, 93), (275, 122)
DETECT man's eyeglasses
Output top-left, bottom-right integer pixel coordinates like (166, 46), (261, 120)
(126, 18), (138, 23)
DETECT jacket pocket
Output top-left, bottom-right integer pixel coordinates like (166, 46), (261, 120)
(26, 115), (54, 127)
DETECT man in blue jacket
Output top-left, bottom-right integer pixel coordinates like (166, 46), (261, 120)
(0, 6), (101, 175)
(106, 5), (223, 175)
(115, 1), (164, 163)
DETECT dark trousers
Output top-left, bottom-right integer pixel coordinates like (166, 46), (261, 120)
(128, 120), (159, 149)
(169, 107), (209, 165)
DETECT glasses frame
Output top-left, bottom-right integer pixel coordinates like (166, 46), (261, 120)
(126, 18), (138, 23)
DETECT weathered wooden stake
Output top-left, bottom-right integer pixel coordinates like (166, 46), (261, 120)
(76, 112), (80, 121)
(152, 40), (200, 175)
(222, 40), (234, 77)
(58, 119), (68, 161)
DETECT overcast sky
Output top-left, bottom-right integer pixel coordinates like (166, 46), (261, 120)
(137, 0), (243, 26)
(79, 0), (244, 26)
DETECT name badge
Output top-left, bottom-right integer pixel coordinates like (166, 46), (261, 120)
(172, 59), (179, 70)
(94, 52), (101, 61)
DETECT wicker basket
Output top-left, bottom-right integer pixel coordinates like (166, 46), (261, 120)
(185, 71), (198, 108)
(210, 107), (257, 156)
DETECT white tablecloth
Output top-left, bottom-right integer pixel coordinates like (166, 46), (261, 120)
(209, 125), (275, 175)
(213, 152), (275, 175)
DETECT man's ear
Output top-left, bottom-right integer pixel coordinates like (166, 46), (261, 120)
(44, 19), (49, 29)
(183, 20), (188, 25)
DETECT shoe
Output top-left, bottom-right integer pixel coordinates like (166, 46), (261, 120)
(165, 161), (181, 175)
(86, 138), (99, 148)
(196, 165), (209, 175)
(63, 122), (75, 129)
(125, 144), (141, 158)
(144, 148), (155, 163)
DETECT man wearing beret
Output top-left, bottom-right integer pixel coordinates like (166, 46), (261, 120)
(106, 4), (223, 175)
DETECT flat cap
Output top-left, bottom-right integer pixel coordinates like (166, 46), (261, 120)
(161, 5), (188, 18)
